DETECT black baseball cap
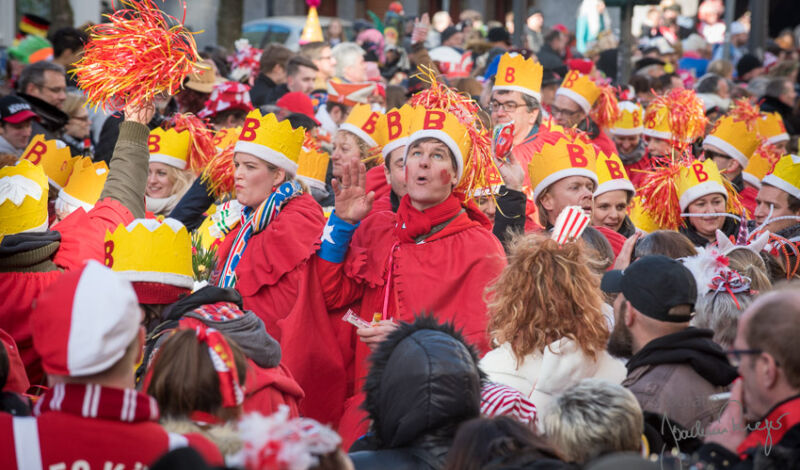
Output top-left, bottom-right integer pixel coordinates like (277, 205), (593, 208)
(0, 95), (38, 124)
(601, 255), (697, 322)
(487, 27), (510, 45)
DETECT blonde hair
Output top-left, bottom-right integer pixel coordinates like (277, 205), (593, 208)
(337, 129), (378, 169)
(543, 379), (643, 463)
(486, 232), (609, 362)
(62, 91), (87, 118)
(727, 248), (772, 293)
(164, 165), (194, 199)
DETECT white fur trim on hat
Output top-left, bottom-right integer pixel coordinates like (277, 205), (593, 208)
(767, 133), (790, 145)
(339, 123), (378, 148)
(149, 153), (188, 170)
(404, 130), (465, 183)
(115, 270), (195, 290)
(492, 84), (541, 102)
(762, 174), (800, 201)
(234, 141), (299, 176)
(679, 180), (727, 211)
(594, 178), (636, 198)
(56, 188), (93, 214)
(609, 127), (643, 136)
(382, 137), (409, 159)
(533, 168), (598, 203)
(703, 135), (748, 168)
(642, 128), (672, 140)
(555, 88), (591, 114)
(742, 172), (762, 189)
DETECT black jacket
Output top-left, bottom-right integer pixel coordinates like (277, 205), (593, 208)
(536, 44), (567, 77)
(17, 93), (68, 140)
(249, 74), (279, 108)
(680, 215), (739, 248)
(349, 316), (484, 470)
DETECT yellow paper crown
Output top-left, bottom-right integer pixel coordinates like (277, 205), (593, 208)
(213, 126), (242, 151)
(595, 152), (635, 197)
(757, 112), (789, 145)
(703, 115), (760, 167)
(529, 131), (598, 203)
(0, 160), (48, 235)
(60, 157), (108, 210)
(234, 109), (305, 175)
(762, 154), (800, 201)
(610, 101), (644, 136)
(629, 196), (662, 234)
(296, 145), (330, 190)
(149, 127), (191, 170)
(377, 104), (415, 158)
(104, 218), (194, 289)
(743, 151), (774, 189)
(676, 159), (727, 211)
(21, 134), (79, 189)
(339, 104), (386, 149)
(493, 53), (543, 100)
(556, 71), (600, 114)
(406, 107), (472, 184)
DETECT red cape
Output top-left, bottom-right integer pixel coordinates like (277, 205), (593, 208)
(243, 360), (305, 418)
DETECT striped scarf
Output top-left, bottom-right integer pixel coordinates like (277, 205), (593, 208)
(217, 181), (303, 288)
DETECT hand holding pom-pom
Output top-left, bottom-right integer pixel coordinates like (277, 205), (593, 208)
(124, 100), (155, 126)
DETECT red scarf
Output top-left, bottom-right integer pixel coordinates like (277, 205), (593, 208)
(395, 194), (464, 243)
(33, 383), (160, 423)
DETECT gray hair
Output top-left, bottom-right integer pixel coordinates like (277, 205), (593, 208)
(17, 61), (65, 94)
(332, 42), (365, 79)
(693, 291), (755, 350)
(764, 77), (791, 99)
(543, 379), (642, 464)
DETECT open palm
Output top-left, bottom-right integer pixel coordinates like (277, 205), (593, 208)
(333, 160), (375, 224)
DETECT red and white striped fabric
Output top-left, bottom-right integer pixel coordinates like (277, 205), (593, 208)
(29, 260), (141, 377)
(480, 382), (537, 425)
(551, 205), (591, 245)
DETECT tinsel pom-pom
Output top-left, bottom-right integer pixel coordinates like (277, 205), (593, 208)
(647, 88), (707, 152)
(728, 99), (761, 132)
(753, 137), (782, 172)
(165, 113), (216, 174)
(638, 159), (684, 230)
(590, 85), (620, 130)
(202, 144), (235, 199)
(74, 0), (201, 111)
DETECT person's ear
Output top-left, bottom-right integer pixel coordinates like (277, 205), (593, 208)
(761, 352), (781, 389)
(528, 108), (540, 127)
(624, 301), (635, 327)
(275, 168), (287, 185)
(540, 191), (554, 211)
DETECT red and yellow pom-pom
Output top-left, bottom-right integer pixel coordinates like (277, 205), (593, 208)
(165, 113), (215, 174)
(202, 145), (235, 199)
(753, 137), (782, 172)
(590, 84), (621, 130)
(728, 99), (761, 132)
(74, 0), (201, 111)
(408, 65), (494, 199)
(648, 88), (707, 152)
(638, 159), (684, 230)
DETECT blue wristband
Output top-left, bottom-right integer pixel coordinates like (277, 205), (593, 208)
(318, 211), (359, 263)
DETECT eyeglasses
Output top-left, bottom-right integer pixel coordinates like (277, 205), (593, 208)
(550, 104), (582, 118)
(71, 115), (90, 122)
(726, 348), (763, 367)
(489, 100), (527, 113)
(38, 84), (66, 94)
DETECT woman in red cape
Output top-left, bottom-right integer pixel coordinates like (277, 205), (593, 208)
(316, 106), (507, 448)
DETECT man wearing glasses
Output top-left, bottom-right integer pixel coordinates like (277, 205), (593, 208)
(601, 255), (738, 431)
(552, 71), (618, 157)
(698, 290), (800, 468)
(16, 61), (69, 140)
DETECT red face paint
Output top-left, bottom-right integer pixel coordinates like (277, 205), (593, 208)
(439, 169), (451, 185)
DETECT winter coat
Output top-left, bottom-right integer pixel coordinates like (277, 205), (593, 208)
(17, 93), (68, 140)
(0, 121), (149, 387)
(623, 328), (738, 430)
(0, 383), (223, 469)
(680, 215), (739, 248)
(249, 74), (280, 108)
(349, 317), (484, 470)
(480, 337), (626, 411)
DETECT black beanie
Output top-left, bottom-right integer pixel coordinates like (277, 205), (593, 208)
(737, 53), (762, 79)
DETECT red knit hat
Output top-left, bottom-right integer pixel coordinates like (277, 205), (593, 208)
(276, 91), (321, 125)
(198, 81), (254, 119)
(30, 260), (141, 377)
(567, 58), (594, 75)
(593, 225), (627, 261)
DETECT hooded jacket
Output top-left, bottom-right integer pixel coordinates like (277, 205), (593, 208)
(17, 93), (68, 140)
(623, 328), (737, 430)
(349, 316), (484, 470)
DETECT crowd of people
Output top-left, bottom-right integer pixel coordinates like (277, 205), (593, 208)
(2, 0), (800, 469)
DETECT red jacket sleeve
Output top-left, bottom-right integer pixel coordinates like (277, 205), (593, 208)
(315, 257), (366, 310)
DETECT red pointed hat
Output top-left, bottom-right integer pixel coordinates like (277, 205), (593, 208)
(30, 260), (141, 377)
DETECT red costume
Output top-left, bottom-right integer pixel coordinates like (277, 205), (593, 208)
(0, 383), (223, 469)
(739, 185), (758, 217)
(243, 361), (305, 418)
(0, 199), (134, 387)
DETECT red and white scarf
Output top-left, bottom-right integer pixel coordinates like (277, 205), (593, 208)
(34, 383), (160, 423)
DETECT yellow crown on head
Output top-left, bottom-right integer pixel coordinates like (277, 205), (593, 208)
(149, 127), (191, 170)
(703, 115), (760, 167)
(629, 196), (662, 234)
(59, 157), (108, 211)
(493, 53), (543, 100)
(595, 152), (635, 197)
(406, 107), (472, 184)
(104, 218), (194, 289)
(297, 145), (330, 190)
(0, 160), (48, 235)
(676, 159), (727, 211)
(235, 109), (305, 175)
(762, 154), (800, 201)
(556, 71), (600, 114)
(610, 101), (644, 136)
(529, 131), (598, 203)
(213, 126), (242, 151)
(756, 112), (789, 145)
(21, 134), (79, 189)
(339, 104), (385, 149)
(376, 104), (415, 158)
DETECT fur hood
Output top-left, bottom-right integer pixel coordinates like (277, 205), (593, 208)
(362, 315), (485, 449)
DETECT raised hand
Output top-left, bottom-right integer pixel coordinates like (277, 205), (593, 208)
(333, 159), (374, 224)
(495, 150), (525, 192)
(124, 99), (156, 126)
